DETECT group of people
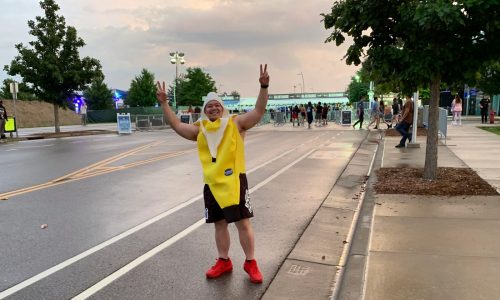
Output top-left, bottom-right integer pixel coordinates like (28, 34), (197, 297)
(451, 95), (494, 125)
(290, 102), (330, 128)
(352, 95), (414, 148)
(352, 97), (403, 130)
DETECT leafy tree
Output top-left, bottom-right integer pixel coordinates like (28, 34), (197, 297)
(0, 79), (37, 100)
(323, 0), (500, 180)
(230, 91), (240, 98)
(4, 0), (102, 132)
(176, 67), (216, 106)
(476, 61), (500, 96)
(126, 68), (157, 107)
(83, 76), (114, 110)
(346, 74), (369, 103)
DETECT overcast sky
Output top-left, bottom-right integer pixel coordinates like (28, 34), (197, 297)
(0, 0), (359, 97)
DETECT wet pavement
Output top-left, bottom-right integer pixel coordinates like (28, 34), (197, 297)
(337, 118), (500, 300)
(2, 117), (500, 299)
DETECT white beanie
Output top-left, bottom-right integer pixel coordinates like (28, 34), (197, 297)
(199, 92), (230, 159)
(201, 92), (228, 118)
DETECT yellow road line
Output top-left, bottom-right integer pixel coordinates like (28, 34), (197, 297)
(0, 142), (193, 199)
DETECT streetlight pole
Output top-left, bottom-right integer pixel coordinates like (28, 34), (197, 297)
(297, 72), (305, 98)
(169, 51), (185, 112)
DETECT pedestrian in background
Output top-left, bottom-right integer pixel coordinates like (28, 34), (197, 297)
(0, 100), (7, 139)
(480, 97), (490, 124)
(352, 98), (365, 129)
(299, 104), (306, 126)
(80, 101), (88, 126)
(367, 97), (381, 129)
(395, 95), (414, 148)
(306, 102), (314, 129)
(451, 95), (462, 125)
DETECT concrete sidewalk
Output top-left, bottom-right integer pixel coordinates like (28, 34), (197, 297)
(361, 121), (500, 300)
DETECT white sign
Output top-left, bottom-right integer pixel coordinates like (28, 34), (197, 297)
(9, 82), (19, 94)
(117, 113), (132, 134)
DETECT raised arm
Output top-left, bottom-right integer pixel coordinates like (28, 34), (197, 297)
(156, 81), (199, 141)
(235, 64), (270, 131)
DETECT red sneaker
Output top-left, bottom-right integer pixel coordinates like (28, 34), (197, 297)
(206, 258), (233, 279)
(243, 259), (263, 284)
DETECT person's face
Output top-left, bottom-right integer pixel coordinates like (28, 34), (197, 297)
(204, 100), (223, 121)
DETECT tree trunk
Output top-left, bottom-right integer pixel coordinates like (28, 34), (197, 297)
(53, 103), (60, 133)
(423, 77), (441, 180)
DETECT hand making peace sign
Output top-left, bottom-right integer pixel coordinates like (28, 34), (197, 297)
(259, 64), (270, 87)
(156, 81), (168, 104)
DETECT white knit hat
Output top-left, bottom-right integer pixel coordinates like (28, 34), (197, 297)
(201, 92), (228, 118)
(199, 92), (230, 159)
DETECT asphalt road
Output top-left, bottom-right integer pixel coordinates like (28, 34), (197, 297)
(0, 127), (367, 299)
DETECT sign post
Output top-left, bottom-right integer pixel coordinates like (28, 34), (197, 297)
(117, 113), (132, 134)
(9, 82), (19, 137)
(341, 110), (352, 125)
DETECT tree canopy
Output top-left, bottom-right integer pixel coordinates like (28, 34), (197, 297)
(173, 67), (217, 106)
(476, 61), (500, 97)
(83, 76), (114, 110)
(346, 73), (369, 103)
(1, 79), (37, 100)
(323, 0), (500, 179)
(4, 0), (102, 132)
(126, 68), (157, 107)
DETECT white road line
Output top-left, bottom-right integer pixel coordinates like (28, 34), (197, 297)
(0, 137), (317, 299)
(71, 219), (206, 300)
(5, 144), (54, 151)
(72, 147), (317, 300)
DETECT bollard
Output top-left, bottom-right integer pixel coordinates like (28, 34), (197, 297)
(490, 110), (496, 124)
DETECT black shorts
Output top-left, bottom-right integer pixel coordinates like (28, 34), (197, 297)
(204, 173), (254, 223)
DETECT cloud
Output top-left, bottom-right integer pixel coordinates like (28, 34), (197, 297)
(0, 0), (358, 96)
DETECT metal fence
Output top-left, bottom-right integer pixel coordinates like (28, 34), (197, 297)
(422, 106), (448, 142)
(134, 114), (168, 131)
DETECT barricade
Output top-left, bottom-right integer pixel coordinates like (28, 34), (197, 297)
(422, 106), (448, 143)
(134, 114), (168, 131)
(273, 111), (287, 126)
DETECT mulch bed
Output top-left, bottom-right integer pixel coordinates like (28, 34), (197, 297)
(375, 167), (499, 196)
(384, 127), (428, 137)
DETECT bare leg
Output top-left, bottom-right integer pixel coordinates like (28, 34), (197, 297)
(214, 220), (230, 258)
(234, 218), (255, 260)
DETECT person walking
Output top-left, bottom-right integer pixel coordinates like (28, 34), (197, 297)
(367, 97), (381, 129)
(156, 64), (269, 284)
(0, 100), (7, 139)
(480, 97), (490, 124)
(451, 95), (462, 125)
(352, 98), (365, 129)
(395, 95), (414, 148)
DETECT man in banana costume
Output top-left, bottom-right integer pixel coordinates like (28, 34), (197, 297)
(156, 64), (269, 284)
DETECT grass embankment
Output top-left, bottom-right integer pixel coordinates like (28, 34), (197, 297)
(479, 126), (500, 135)
(1, 99), (80, 128)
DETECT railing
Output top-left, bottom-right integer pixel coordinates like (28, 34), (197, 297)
(422, 106), (448, 142)
(134, 115), (168, 131)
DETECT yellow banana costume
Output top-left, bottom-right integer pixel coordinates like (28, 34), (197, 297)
(196, 98), (246, 209)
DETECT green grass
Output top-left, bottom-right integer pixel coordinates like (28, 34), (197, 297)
(479, 126), (500, 135)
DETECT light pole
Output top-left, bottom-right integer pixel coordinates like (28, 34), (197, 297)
(297, 72), (305, 98)
(169, 51), (185, 111)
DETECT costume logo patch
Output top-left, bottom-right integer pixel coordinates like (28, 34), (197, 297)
(245, 189), (253, 214)
(205, 208), (209, 220)
(224, 168), (233, 176)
